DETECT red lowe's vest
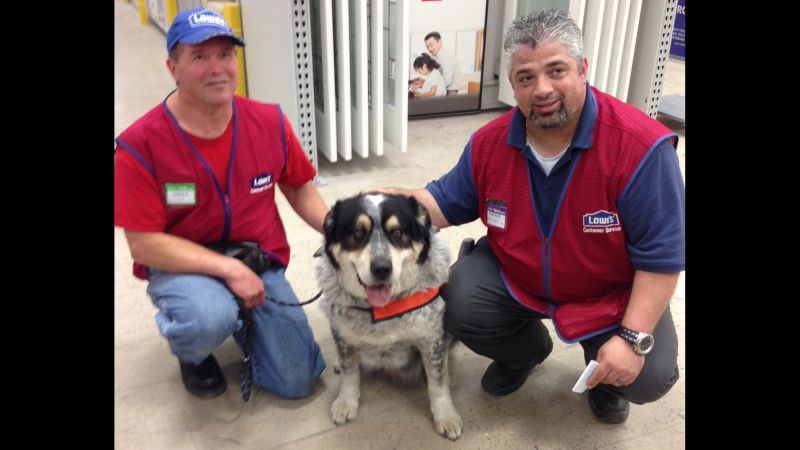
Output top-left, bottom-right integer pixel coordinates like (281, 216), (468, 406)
(118, 96), (294, 280)
(471, 87), (676, 342)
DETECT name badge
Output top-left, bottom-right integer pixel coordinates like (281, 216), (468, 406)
(164, 183), (196, 206)
(486, 199), (507, 229)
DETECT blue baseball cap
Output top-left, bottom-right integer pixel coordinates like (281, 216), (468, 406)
(166, 8), (245, 53)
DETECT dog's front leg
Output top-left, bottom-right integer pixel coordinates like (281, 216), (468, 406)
(331, 328), (361, 424)
(419, 337), (462, 440)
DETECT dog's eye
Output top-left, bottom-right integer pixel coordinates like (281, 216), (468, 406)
(390, 229), (403, 242)
(343, 227), (368, 249)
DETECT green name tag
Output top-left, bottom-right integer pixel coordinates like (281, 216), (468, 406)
(164, 183), (196, 205)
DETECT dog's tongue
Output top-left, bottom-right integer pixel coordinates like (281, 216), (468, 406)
(366, 284), (392, 307)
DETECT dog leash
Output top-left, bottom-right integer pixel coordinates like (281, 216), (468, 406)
(205, 242), (325, 401)
(265, 289), (323, 307)
(263, 245), (325, 307)
(237, 305), (254, 401)
(236, 290), (323, 402)
(236, 286), (324, 402)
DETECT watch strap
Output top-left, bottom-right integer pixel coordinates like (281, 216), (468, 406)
(616, 326), (641, 344)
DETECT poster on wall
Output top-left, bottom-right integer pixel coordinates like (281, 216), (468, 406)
(407, 0), (488, 117)
(669, 0), (685, 59)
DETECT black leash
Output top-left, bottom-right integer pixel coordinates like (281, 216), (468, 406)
(205, 241), (325, 401)
(236, 290), (322, 402)
(238, 305), (253, 401)
(265, 289), (323, 307)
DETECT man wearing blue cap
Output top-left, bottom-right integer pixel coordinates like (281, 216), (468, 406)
(114, 8), (327, 400)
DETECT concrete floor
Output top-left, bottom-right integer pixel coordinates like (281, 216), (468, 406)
(114, 2), (685, 448)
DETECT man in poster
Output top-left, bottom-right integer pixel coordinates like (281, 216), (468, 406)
(424, 31), (461, 95)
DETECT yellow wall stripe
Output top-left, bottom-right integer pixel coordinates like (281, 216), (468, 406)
(137, 0), (147, 25)
(222, 3), (248, 97)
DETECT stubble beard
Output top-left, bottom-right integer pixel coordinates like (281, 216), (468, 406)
(528, 103), (568, 129)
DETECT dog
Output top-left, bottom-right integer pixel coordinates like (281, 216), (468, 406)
(316, 193), (462, 440)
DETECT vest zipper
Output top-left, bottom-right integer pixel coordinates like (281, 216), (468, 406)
(222, 193), (232, 241)
(544, 237), (552, 301)
(544, 237), (556, 317)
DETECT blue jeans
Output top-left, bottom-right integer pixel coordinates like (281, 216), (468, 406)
(146, 267), (326, 398)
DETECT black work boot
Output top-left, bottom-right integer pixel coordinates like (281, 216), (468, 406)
(179, 354), (227, 399)
(588, 387), (629, 423)
(480, 336), (553, 396)
(481, 360), (538, 396)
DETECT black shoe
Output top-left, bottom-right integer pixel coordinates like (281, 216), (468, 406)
(179, 355), (227, 399)
(588, 388), (629, 424)
(481, 337), (552, 396)
(481, 360), (539, 396)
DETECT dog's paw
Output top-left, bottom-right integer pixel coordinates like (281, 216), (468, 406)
(331, 398), (359, 424)
(434, 413), (463, 440)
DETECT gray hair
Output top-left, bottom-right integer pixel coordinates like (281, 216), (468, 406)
(503, 9), (583, 75)
(168, 43), (184, 61)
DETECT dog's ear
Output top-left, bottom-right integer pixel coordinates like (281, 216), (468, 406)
(323, 203), (339, 238)
(405, 196), (432, 264)
(412, 196), (432, 229)
(323, 201), (342, 268)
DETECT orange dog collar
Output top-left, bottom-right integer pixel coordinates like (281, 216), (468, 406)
(371, 287), (441, 321)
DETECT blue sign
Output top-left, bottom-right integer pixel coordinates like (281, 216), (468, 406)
(670, 0), (685, 59)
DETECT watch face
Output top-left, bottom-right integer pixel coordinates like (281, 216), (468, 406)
(638, 335), (654, 354)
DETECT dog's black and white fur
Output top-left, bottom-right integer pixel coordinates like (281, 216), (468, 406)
(316, 193), (462, 440)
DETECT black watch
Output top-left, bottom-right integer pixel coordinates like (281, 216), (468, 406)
(616, 326), (654, 355)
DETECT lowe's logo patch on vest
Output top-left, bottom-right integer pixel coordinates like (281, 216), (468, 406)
(582, 210), (622, 234)
(250, 173), (273, 194)
(189, 11), (228, 29)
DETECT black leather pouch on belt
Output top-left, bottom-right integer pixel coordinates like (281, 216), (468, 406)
(204, 241), (272, 274)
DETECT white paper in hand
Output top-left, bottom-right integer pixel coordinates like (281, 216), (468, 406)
(572, 360), (599, 393)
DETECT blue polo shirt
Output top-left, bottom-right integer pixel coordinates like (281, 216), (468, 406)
(426, 87), (685, 273)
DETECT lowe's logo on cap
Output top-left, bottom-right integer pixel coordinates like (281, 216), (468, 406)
(167, 8), (245, 52)
(582, 210), (622, 234)
(188, 10), (229, 29)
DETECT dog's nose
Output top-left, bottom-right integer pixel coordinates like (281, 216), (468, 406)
(370, 261), (392, 281)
